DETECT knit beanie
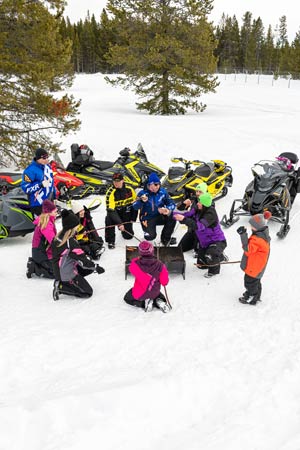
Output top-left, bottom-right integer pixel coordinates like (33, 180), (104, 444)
(112, 172), (124, 182)
(138, 240), (154, 257)
(198, 192), (212, 207)
(35, 148), (49, 160)
(147, 172), (161, 185)
(195, 182), (208, 194)
(71, 201), (84, 215)
(61, 209), (80, 231)
(42, 199), (56, 214)
(249, 210), (272, 230)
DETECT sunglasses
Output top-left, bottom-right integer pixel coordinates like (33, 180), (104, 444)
(41, 154), (49, 160)
(149, 182), (160, 187)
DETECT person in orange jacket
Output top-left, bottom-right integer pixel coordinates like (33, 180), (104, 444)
(237, 210), (271, 305)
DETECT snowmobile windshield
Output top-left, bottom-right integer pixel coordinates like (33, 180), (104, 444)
(252, 161), (285, 192)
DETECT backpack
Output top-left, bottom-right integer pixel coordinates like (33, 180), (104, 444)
(59, 240), (78, 281)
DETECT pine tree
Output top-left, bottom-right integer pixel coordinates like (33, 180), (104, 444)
(261, 25), (275, 72)
(104, 0), (218, 115)
(240, 11), (252, 70)
(0, 0), (81, 167)
(215, 14), (240, 71)
(290, 31), (300, 78)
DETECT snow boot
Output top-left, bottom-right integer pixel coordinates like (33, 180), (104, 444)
(239, 295), (260, 305)
(144, 298), (153, 312)
(26, 258), (35, 279)
(156, 298), (170, 313)
(204, 271), (218, 278)
(108, 243), (115, 249)
(161, 237), (177, 246)
(53, 280), (61, 301)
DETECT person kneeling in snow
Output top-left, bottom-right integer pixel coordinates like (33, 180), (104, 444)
(27, 199), (57, 279)
(237, 211), (271, 305)
(174, 192), (227, 278)
(51, 210), (105, 300)
(124, 241), (170, 313)
(71, 201), (104, 260)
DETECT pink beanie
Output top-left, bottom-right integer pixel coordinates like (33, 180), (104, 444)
(138, 240), (154, 257)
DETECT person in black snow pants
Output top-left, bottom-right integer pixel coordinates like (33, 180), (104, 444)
(71, 200), (104, 260)
(174, 192), (227, 278)
(51, 210), (105, 300)
(105, 172), (137, 249)
(124, 240), (170, 313)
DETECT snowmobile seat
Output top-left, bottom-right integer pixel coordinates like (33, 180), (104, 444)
(194, 162), (214, 178)
(168, 166), (186, 179)
(278, 152), (298, 165)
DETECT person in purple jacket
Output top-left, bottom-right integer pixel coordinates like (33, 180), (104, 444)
(174, 193), (227, 278)
(124, 241), (170, 313)
(26, 199), (58, 279)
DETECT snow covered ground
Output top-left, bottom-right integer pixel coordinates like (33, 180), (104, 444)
(1, 73), (300, 450)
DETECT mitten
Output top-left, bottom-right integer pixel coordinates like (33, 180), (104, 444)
(95, 264), (105, 274)
(237, 226), (247, 235)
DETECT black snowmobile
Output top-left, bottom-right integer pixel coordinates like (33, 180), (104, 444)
(221, 152), (300, 238)
(0, 187), (34, 239)
(66, 143), (165, 194)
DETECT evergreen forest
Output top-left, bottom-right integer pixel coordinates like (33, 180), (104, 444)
(61, 9), (300, 78)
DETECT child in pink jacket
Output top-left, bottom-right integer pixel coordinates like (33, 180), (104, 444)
(124, 241), (170, 313)
(26, 199), (57, 279)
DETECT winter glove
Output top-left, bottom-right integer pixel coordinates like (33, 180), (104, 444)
(237, 226), (247, 235)
(140, 194), (148, 202)
(95, 264), (105, 274)
(42, 179), (50, 188)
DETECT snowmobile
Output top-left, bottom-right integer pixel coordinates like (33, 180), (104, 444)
(50, 160), (95, 200)
(221, 152), (300, 239)
(0, 187), (34, 239)
(0, 160), (93, 202)
(65, 143), (165, 194)
(161, 157), (233, 206)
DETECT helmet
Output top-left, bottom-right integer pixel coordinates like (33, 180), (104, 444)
(79, 145), (93, 157)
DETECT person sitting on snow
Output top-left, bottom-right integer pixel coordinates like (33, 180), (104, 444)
(71, 201), (104, 260)
(51, 210), (105, 301)
(124, 240), (170, 313)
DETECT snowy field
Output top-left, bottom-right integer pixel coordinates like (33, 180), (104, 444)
(1, 73), (300, 450)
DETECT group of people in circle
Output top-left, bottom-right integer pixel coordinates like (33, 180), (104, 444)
(21, 148), (271, 310)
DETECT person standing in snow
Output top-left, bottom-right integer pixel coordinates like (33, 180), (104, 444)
(51, 210), (105, 300)
(124, 240), (170, 313)
(21, 148), (56, 217)
(133, 172), (176, 245)
(104, 172), (137, 249)
(71, 201), (104, 260)
(174, 192), (227, 278)
(237, 211), (271, 305)
(26, 199), (57, 279)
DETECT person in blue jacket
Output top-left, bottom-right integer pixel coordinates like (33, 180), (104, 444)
(133, 172), (176, 245)
(21, 148), (56, 216)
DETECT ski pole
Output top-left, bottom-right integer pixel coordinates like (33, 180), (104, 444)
(84, 221), (138, 235)
(122, 229), (142, 242)
(194, 260), (241, 268)
(163, 285), (172, 310)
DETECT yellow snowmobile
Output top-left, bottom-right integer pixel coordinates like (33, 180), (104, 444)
(162, 157), (233, 205)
